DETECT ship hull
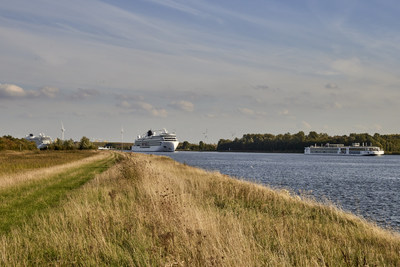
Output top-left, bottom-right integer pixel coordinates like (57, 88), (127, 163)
(304, 146), (384, 156)
(131, 141), (179, 152)
(304, 151), (384, 156)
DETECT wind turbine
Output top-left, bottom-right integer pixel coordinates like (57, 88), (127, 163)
(231, 131), (236, 140)
(61, 122), (65, 140)
(121, 126), (124, 151)
(203, 129), (208, 141)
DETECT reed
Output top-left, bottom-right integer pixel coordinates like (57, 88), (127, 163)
(1, 152), (399, 266)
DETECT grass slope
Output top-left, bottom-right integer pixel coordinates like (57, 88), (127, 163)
(1, 152), (399, 266)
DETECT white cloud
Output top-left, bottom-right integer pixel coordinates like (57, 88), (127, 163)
(170, 100), (194, 112)
(238, 107), (255, 116)
(0, 84), (59, 99)
(118, 100), (132, 109)
(40, 86), (59, 98)
(0, 84), (27, 98)
(137, 102), (167, 117)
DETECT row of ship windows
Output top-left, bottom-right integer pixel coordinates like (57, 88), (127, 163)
(136, 142), (162, 146)
(140, 138), (177, 141)
(311, 148), (379, 152)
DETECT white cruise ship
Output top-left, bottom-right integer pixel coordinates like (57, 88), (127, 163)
(25, 133), (52, 149)
(304, 143), (384, 156)
(131, 129), (179, 152)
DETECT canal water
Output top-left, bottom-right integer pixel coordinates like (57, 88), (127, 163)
(143, 151), (400, 230)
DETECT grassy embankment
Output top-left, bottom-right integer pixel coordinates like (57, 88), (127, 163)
(1, 152), (400, 266)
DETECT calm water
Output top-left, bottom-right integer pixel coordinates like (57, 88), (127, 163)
(143, 151), (400, 230)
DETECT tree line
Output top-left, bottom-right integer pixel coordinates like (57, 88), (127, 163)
(177, 141), (217, 151)
(48, 136), (96, 150)
(3, 132), (400, 153)
(217, 132), (400, 154)
(0, 135), (37, 151)
(0, 135), (97, 151)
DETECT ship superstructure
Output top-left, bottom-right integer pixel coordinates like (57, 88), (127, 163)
(25, 133), (52, 149)
(131, 129), (179, 152)
(304, 143), (384, 156)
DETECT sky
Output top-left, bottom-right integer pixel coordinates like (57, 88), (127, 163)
(1, 0), (400, 143)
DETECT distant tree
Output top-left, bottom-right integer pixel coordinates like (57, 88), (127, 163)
(199, 141), (205, 151)
(52, 138), (64, 150)
(79, 136), (94, 150)
(295, 131), (305, 142)
(217, 131), (400, 154)
(182, 141), (190, 150)
(307, 131), (319, 141)
(63, 139), (76, 150)
(0, 135), (37, 151)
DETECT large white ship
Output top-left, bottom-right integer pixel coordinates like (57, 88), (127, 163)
(131, 129), (179, 152)
(304, 143), (384, 156)
(25, 133), (52, 149)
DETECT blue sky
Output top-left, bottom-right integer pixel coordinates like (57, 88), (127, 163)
(1, 0), (400, 143)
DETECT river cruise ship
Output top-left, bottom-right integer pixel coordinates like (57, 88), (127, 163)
(131, 129), (179, 152)
(304, 143), (384, 156)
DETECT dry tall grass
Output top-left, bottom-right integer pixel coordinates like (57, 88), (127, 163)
(1, 153), (399, 266)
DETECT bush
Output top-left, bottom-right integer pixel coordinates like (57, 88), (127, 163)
(79, 136), (95, 150)
(0, 135), (38, 151)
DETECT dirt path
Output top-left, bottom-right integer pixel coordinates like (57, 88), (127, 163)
(0, 152), (117, 234)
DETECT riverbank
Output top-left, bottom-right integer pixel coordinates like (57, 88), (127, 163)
(1, 152), (399, 265)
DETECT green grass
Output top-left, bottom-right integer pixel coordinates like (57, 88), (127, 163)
(0, 150), (97, 176)
(0, 154), (115, 234)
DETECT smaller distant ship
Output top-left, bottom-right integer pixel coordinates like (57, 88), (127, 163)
(25, 133), (53, 149)
(97, 146), (112, 150)
(131, 129), (179, 152)
(304, 143), (384, 156)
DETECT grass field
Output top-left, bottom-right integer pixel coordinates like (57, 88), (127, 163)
(0, 150), (97, 176)
(1, 152), (399, 266)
